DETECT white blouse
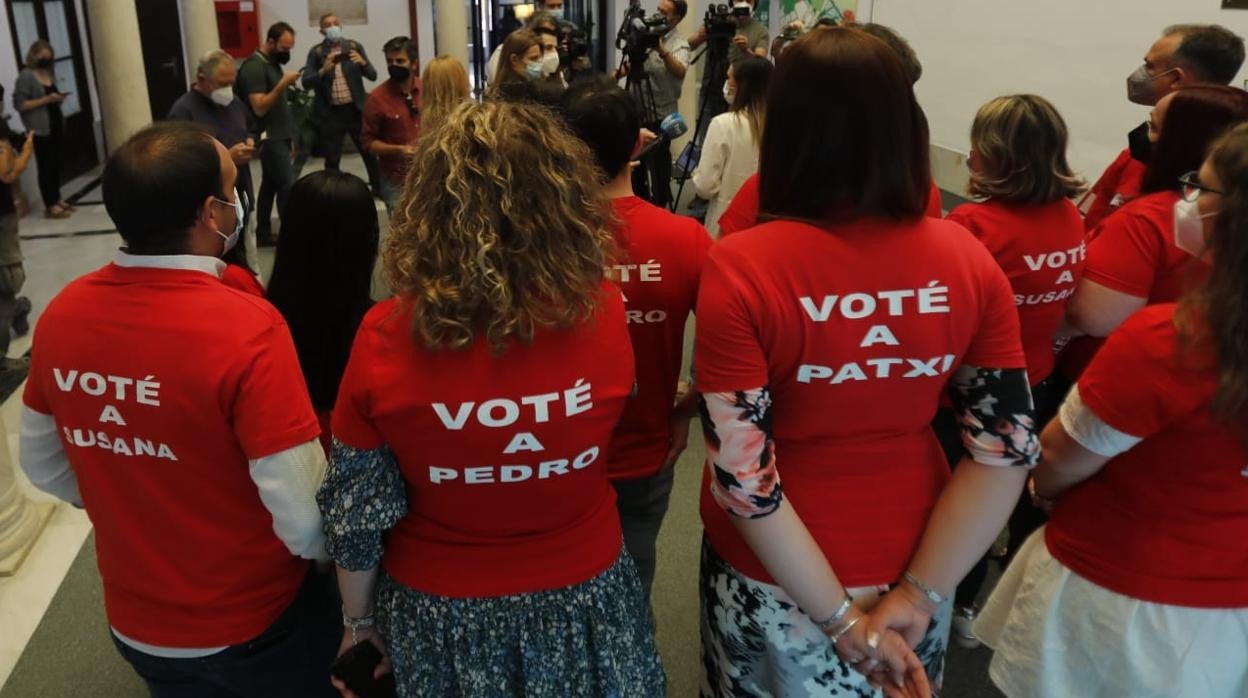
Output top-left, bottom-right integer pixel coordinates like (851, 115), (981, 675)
(693, 111), (759, 237)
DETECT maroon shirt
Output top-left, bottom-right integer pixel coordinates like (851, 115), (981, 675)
(361, 78), (421, 184)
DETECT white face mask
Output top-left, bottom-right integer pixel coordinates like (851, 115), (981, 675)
(209, 86), (233, 107)
(215, 190), (244, 255)
(541, 50), (560, 76)
(546, 6), (564, 19)
(1173, 198), (1218, 261)
(722, 83), (734, 105)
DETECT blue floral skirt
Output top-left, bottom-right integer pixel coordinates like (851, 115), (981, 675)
(699, 539), (951, 697)
(375, 550), (666, 697)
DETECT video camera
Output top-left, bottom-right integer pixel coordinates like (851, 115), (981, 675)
(616, 5), (668, 55)
(703, 4), (737, 40)
(557, 21), (590, 65)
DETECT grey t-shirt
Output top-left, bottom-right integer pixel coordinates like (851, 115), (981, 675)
(237, 51), (294, 140)
(730, 18), (769, 65)
(643, 28), (691, 119)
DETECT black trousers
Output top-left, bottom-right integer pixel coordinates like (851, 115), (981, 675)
(33, 127), (63, 207)
(112, 569), (340, 698)
(257, 139), (294, 238)
(319, 104), (380, 190)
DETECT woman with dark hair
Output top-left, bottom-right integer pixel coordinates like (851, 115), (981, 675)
(14, 40), (71, 218)
(1064, 85), (1248, 368)
(975, 122), (1248, 698)
(696, 28), (1034, 697)
(487, 29), (543, 102)
(317, 101), (663, 696)
(267, 170), (378, 454)
(693, 56), (771, 237)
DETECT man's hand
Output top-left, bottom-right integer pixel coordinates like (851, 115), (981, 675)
(349, 50), (366, 67)
(229, 140), (256, 165)
(733, 34), (749, 49)
(690, 25), (708, 47)
(281, 71), (302, 87)
(321, 51), (341, 74)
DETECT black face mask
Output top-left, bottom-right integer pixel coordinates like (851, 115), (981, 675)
(1127, 121), (1152, 163)
(388, 65), (411, 83)
(273, 50), (291, 65)
(35, 58), (53, 69)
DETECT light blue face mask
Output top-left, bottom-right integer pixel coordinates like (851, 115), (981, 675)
(214, 189), (244, 255)
(546, 6), (564, 19)
(525, 60), (543, 81)
(324, 25), (343, 42)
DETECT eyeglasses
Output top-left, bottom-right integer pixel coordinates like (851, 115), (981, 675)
(1179, 171), (1224, 202)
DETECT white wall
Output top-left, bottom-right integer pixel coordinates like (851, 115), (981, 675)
(256, 0), (412, 75)
(873, 1), (1248, 190)
(417, 1), (435, 69)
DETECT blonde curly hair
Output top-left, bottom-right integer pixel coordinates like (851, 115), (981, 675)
(385, 100), (616, 351)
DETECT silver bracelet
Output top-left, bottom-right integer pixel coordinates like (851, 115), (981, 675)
(903, 571), (945, 605)
(828, 615), (862, 646)
(343, 607), (376, 645)
(814, 596), (854, 634)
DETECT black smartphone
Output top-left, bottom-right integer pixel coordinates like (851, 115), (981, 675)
(329, 642), (396, 698)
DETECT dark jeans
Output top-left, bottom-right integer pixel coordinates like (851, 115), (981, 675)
(612, 465), (677, 609)
(319, 104), (380, 190)
(257, 139), (294, 238)
(0, 263), (28, 357)
(33, 129), (63, 207)
(112, 569), (340, 698)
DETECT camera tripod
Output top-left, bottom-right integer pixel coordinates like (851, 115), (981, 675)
(670, 33), (731, 215)
(619, 48), (671, 207)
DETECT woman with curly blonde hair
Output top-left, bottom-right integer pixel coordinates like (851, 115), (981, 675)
(317, 100), (664, 697)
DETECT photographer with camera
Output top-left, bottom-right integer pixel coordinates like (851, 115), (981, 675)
(690, 0), (768, 117)
(613, 0), (690, 206)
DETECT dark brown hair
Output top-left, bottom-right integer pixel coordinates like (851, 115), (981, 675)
(1178, 122), (1248, 421)
(1141, 85), (1248, 195)
(758, 27), (930, 224)
(968, 94), (1086, 205)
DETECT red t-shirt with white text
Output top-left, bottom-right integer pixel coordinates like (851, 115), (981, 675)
(607, 196), (712, 480)
(1080, 148), (1146, 232)
(23, 264), (320, 647)
(1047, 304), (1248, 607)
(1063, 191), (1208, 377)
(717, 174), (944, 237)
(948, 199), (1085, 384)
(332, 288), (635, 597)
(695, 218), (1025, 586)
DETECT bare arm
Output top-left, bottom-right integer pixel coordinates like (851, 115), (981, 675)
(249, 71), (300, 117)
(1066, 278), (1146, 338)
(0, 133), (33, 184)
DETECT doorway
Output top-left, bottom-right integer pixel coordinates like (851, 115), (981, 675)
(4, 0), (99, 180)
(135, 0), (187, 121)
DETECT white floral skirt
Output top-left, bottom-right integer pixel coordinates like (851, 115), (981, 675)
(976, 527), (1248, 698)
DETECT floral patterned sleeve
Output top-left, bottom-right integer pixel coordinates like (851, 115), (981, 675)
(947, 365), (1040, 467)
(701, 387), (781, 519)
(315, 439), (408, 571)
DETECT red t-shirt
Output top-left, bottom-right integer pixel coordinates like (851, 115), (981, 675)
(695, 218), (1025, 586)
(607, 196), (713, 480)
(1063, 191), (1209, 378)
(222, 263), (265, 297)
(1047, 304), (1248, 607)
(332, 287), (635, 597)
(718, 174), (944, 237)
(948, 199), (1085, 385)
(1080, 148), (1147, 232)
(23, 263), (321, 647)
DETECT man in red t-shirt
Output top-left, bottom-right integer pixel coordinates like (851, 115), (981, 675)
(1080, 24), (1244, 230)
(561, 79), (713, 604)
(362, 36), (421, 214)
(19, 122), (337, 697)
